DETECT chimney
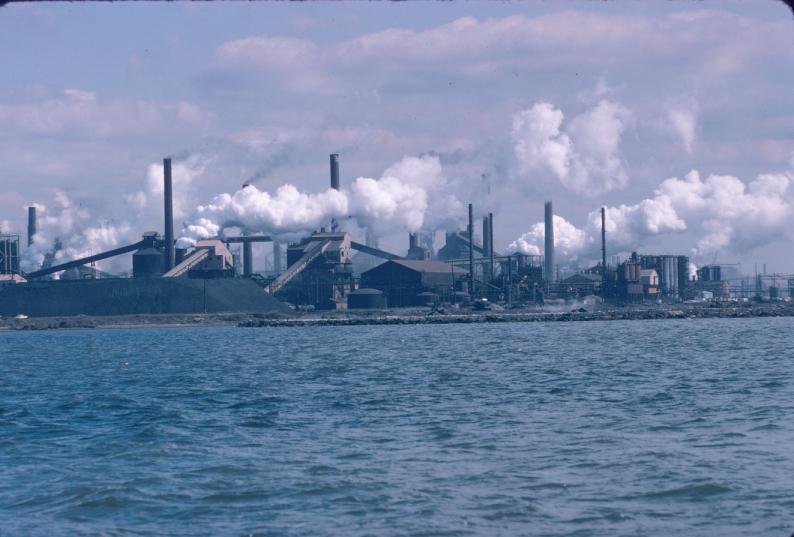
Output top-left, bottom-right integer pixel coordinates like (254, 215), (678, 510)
(601, 206), (607, 294)
(409, 233), (418, 250)
(468, 203), (475, 296)
(243, 240), (253, 277)
(330, 154), (340, 232)
(27, 206), (37, 247)
(488, 212), (494, 280)
(273, 241), (282, 275)
(601, 206), (607, 275)
(482, 216), (491, 258)
(330, 153), (340, 190)
(544, 201), (555, 284)
(163, 158), (175, 272)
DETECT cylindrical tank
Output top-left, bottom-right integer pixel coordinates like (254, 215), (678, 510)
(347, 288), (386, 309)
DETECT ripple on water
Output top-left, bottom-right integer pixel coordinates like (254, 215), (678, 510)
(1, 319), (793, 536)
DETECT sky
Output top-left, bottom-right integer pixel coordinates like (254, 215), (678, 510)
(1, 1), (793, 274)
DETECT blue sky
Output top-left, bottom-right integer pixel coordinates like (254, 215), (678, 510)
(1, 1), (793, 273)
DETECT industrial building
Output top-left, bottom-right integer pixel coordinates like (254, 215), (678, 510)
(4, 148), (785, 316)
(361, 259), (469, 307)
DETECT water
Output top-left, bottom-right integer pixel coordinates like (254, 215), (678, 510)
(1, 318), (793, 536)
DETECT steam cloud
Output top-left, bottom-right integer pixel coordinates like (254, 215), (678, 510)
(21, 192), (135, 276)
(177, 155), (464, 247)
(506, 166), (794, 263)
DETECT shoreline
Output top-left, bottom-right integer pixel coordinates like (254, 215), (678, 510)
(3, 303), (793, 332)
(239, 304), (794, 328)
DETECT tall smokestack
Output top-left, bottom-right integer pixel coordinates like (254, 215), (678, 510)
(468, 203), (475, 297)
(163, 158), (175, 271)
(330, 154), (340, 191)
(273, 241), (282, 275)
(544, 201), (555, 284)
(601, 206), (607, 295)
(243, 241), (253, 277)
(409, 232), (418, 250)
(330, 154), (340, 232)
(482, 216), (491, 259)
(488, 212), (494, 282)
(27, 206), (36, 247)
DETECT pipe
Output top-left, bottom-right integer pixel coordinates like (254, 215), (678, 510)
(468, 203), (475, 297)
(27, 206), (36, 247)
(544, 201), (555, 285)
(163, 157), (175, 272)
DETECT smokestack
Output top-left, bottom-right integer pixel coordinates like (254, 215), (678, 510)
(243, 241), (253, 277)
(409, 233), (418, 250)
(273, 241), (282, 275)
(601, 206), (607, 295)
(482, 216), (491, 259)
(330, 153), (340, 191)
(468, 203), (475, 297)
(544, 201), (555, 284)
(163, 158), (175, 272)
(27, 206), (36, 247)
(489, 212), (494, 282)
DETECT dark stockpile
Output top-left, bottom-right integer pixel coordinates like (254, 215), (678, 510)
(0, 278), (293, 318)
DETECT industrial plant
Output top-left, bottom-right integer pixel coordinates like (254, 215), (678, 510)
(1, 153), (792, 319)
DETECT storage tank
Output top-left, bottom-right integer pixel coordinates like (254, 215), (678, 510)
(347, 288), (387, 309)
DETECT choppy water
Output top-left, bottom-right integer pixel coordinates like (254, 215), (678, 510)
(1, 318), (793, 536)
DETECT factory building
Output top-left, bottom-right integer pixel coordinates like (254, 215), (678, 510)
(436, 230), (484, 261)
(361, 259), (468, 307)
(0, 234), (20, 275)
(277, 231), (355, 309)
(560, 273), (602, 297)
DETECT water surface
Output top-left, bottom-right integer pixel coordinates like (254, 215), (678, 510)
(1, 318), (793, 536)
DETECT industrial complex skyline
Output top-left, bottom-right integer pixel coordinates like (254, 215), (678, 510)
(1, 2), (793, 273)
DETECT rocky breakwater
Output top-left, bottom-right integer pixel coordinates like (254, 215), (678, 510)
(239, 303), (794, 328)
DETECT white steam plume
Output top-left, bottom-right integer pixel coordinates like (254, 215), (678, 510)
(506, 215), (590, 258)
(512, 100), (630, 195)
(506, 164), (794, 264)
(21, 192), (135, 276)
(177, 155), (464, 247)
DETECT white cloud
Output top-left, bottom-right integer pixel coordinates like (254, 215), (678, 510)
(667, 105), (698, 153)
(0, 89), (211, 138)
(512, 100), (630, 194)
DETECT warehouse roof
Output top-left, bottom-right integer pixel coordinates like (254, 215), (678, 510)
(387, 259), (468, 275)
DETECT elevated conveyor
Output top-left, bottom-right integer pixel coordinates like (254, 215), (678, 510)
(350, 241), (403, 261)
(163, 248), (209, 278)
(25, 240), (146, 280)
(267, 239), (331, 294)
